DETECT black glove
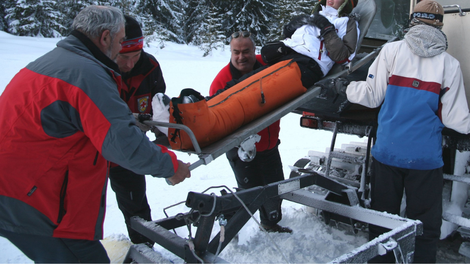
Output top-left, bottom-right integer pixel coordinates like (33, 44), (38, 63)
(283, 14), (310, 39)
(315, 77), (350, 97)
(310, 14), (335, 37)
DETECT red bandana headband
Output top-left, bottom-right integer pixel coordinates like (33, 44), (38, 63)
(120, 36), (144, 53)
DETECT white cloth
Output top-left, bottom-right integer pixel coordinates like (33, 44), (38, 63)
(151, 93), (170, 136)
(282, 6), (359, 76)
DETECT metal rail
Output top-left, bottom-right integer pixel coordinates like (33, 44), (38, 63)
(124, 173), (422, 263)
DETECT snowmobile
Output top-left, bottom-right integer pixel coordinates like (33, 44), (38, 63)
(123, 0), (470, 263)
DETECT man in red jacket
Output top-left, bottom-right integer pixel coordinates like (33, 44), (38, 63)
(0, 6), (190, 263)
(209, 32), (291, 233)
(110, 15), (168, 246)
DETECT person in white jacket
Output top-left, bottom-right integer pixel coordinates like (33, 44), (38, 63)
(282, 0), (360, 77)
(317, 1), (470, 262)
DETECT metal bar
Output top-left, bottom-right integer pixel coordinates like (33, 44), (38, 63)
(123, 244), (167, 264)
(281, 189), (422, 231)
(331, 222), (420, 263)
(207, 191), (268, 254)
(444, 173), (470, 184)
(193, 215), (216, 254)
(144, 121), (202, 154)
(348, 47), (382, 73)
(281, 189), (422, 263)
(129, 216), (199, 263)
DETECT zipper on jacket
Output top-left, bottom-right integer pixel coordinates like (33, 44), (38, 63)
(27, 186), (37, 196)
(93, 151), (99, 166)
(57, 171), (69, 224)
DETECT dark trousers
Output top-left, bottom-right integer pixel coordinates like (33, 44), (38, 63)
(0, 228), (110, 263)
(226, 143), (285, 226)
(109, 166), (153, 244)
(368, 158), (443, 263)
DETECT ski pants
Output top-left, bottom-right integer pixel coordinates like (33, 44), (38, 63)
(0, 228), (110, 263)
(226, 142), (285, 227)
(109, 166), (153, 245)
(368, 158), (443, 263)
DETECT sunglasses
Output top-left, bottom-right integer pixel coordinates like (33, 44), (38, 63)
(231, 31), (251, 39)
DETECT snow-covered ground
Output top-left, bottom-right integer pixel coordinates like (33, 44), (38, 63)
(0, 31), (466, 263)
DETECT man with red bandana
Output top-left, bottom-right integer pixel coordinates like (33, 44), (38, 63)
(110, 15), (169, 246)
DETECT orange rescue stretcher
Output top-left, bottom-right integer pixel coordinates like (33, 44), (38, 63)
(167, 59), (307, 151)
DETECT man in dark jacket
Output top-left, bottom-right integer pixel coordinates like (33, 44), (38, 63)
(0, 6), (190, 263)
(209, 33), (292, 233)
(110, 15), (167, 246)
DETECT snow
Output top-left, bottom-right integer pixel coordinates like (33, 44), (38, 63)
(0, 30), (462, 263)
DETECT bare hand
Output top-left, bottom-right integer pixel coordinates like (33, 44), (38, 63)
(167, 160), (191, 185)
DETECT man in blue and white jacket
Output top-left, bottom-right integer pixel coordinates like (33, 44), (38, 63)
(319, 1), (470, 262)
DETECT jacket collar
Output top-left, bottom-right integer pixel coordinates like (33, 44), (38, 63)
(70, 30), (121, 73)
(229, 59), (263, 80)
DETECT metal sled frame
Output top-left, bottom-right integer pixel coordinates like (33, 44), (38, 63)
(123, 172), (422, 263)
(144, 47), (383, 172)
(125, 45), (427, 263)
(146, 84), (323, 171)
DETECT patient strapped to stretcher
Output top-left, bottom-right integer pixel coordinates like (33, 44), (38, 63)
(154, 1), (360, 151)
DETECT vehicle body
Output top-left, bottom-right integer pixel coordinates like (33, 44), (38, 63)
(297, 0), (470, 259)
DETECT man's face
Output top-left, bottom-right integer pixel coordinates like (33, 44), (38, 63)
(115, 50), (141, 73)
(230, 37), (257, 75)
(105, 25), (126, 61)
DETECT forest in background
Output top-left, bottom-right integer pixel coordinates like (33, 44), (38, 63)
(0, 0), (315, 56)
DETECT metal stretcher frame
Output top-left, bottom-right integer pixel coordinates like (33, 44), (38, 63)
(143, 47), (383, 172)
(145, 85), (322, 171)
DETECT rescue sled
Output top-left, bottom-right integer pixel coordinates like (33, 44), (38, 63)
(125, 1), (470, 263)
(124, 1), (427, 263)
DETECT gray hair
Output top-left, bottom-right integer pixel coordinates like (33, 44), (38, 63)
(230, 35), (256, 51)
(72, 5), (125, 40)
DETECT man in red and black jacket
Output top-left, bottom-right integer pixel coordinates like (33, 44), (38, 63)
(209, 32), (291, 233)
(110, 15), (167, 245)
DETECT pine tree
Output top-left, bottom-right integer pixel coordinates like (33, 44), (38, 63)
(6, 0), (67, 37)
(214, 0), (277, 46)
(132, 0), (161, 47)
(143, 0), (187, 44)
(59, 0), (94, 35)
(194, 1), (225, 56)
(0, 3), (6, 32)
(269, 0), (313, 41)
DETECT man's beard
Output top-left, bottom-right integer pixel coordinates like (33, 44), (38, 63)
(105, 36), (116, 60)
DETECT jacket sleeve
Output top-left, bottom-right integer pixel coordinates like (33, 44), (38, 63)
(82, 68), (178, 178)
(323, 17), (358, 63)
(346, 43), (396, 108)
(439, 57), (470, 134)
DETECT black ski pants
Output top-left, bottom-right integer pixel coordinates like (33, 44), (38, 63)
(0, 228), (110, 263)
(109, 166), (153, 245)
(368, 158), (443, 263)
(226, 142), (285, 227)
